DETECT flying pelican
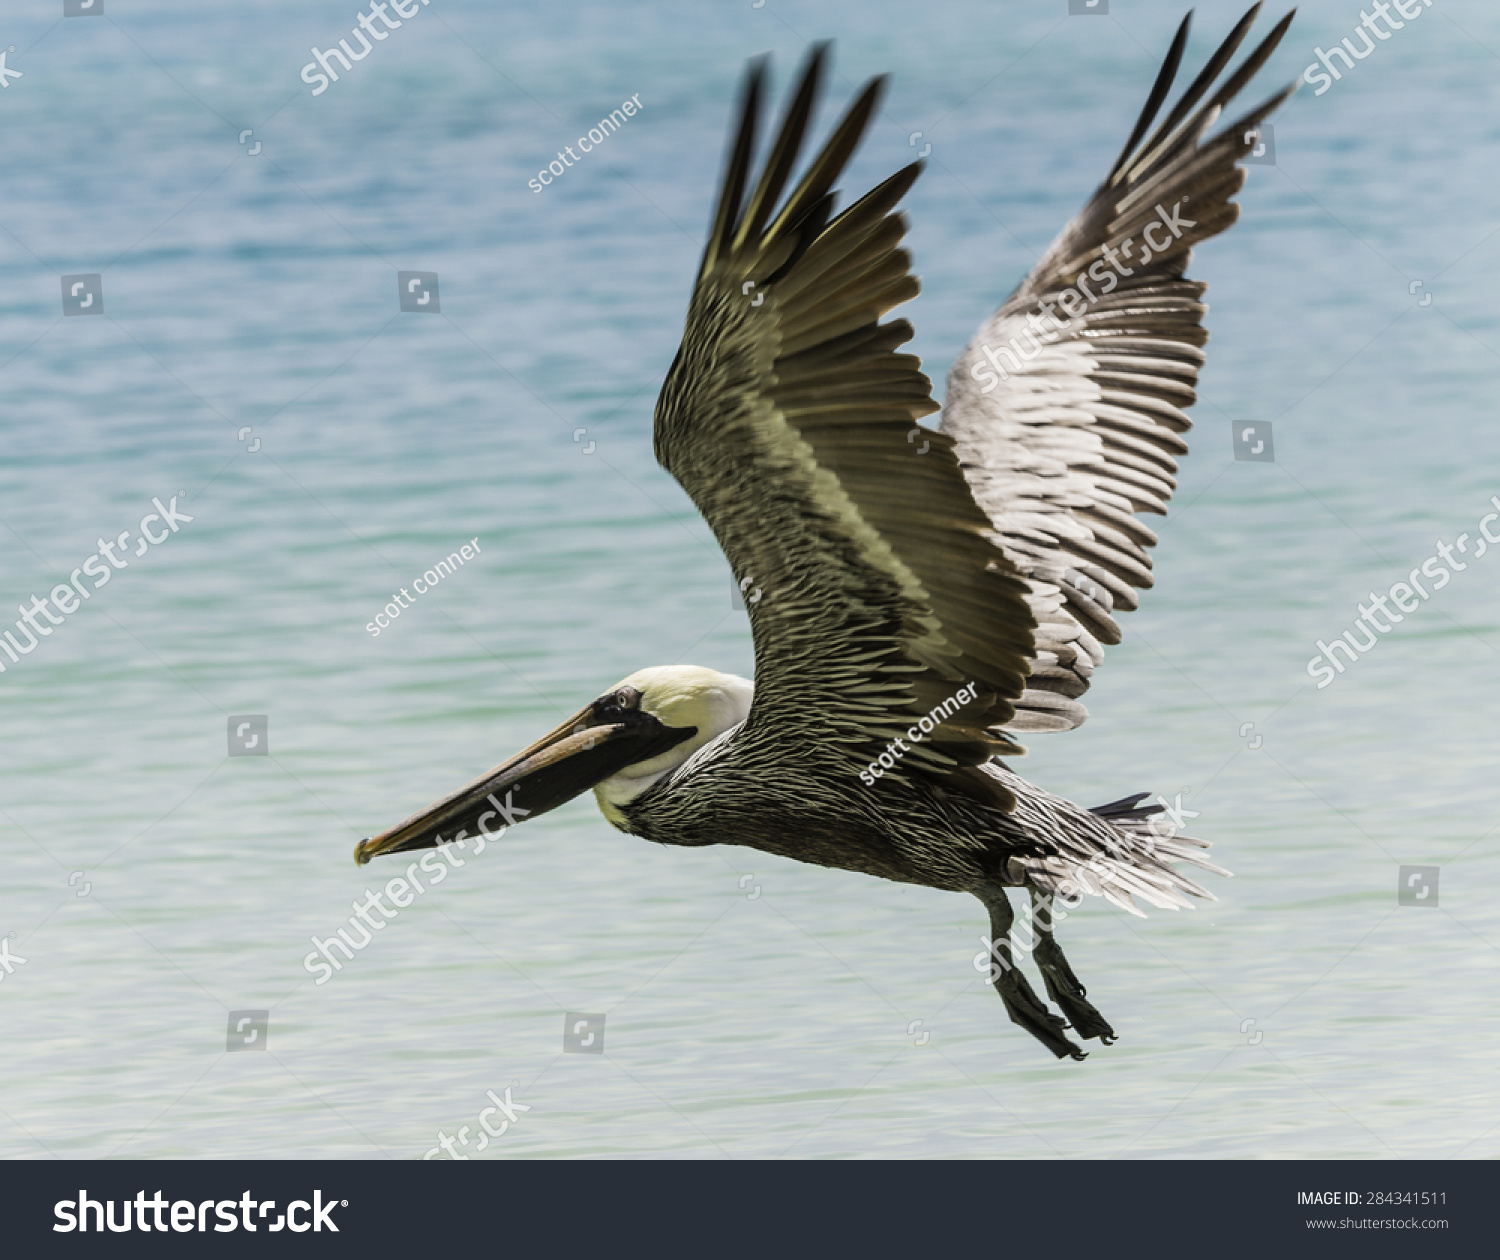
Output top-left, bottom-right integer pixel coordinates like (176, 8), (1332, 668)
(357, 6), (1296, 1060)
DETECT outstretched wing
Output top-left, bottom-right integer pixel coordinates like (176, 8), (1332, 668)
(655, 45), (1035, 810)
(942, 4), (1296, 734)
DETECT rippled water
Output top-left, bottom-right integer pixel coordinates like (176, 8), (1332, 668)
(2, 0), (1498, 1159)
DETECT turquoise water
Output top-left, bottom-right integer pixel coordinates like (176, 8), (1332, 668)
(1, 0), (1497, 1159)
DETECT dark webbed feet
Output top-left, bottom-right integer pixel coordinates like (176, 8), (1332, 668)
(1030, 886), (1117, 1045)
(997, 962), (1087, 1061)
(973, 882), (1120, 1059)
(976, 882), (1088, 1061)
(1034, 934), (1116, 1045)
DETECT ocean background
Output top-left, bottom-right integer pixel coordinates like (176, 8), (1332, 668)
(1, 0), (1497, 1159)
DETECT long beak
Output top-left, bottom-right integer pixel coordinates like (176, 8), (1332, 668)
(354, 703), (695, 865)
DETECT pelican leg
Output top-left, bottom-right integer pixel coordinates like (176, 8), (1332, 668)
(1029, 887), (1117, 1046)
(975, 883), (1084, 1061)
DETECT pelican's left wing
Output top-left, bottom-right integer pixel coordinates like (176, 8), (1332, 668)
(655, 46), (1036, 810)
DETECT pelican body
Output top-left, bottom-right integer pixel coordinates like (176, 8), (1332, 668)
(358, 7), (1295, 1060)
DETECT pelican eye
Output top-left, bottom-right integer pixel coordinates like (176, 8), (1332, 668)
(596, 687), (641, 718)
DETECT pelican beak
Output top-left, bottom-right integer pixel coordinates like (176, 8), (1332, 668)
(354, 692), (696, 865)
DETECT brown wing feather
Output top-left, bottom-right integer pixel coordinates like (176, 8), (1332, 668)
(942, 6), (1296, 734)
(656, 47), (1039, 809)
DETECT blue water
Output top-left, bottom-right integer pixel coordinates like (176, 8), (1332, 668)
(2, 0), (1498, 1159)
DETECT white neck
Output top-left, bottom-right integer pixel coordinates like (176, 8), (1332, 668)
(592, 667), (753, 825)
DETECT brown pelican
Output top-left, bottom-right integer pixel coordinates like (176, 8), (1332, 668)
(357, 6), (1295, 1060)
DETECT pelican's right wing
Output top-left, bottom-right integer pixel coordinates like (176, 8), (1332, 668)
(942, 5), (1296, 734)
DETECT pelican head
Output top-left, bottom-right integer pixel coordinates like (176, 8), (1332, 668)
(354, 665), (753, 865)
